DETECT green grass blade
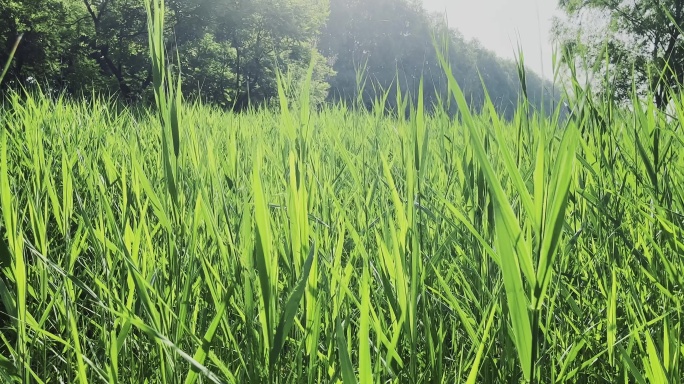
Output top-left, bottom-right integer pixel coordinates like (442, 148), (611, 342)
(495, 211), (533, 379)
(335, 315), (358, 384)
(466, 304), (497, 384)
(185, 299), (227, 384)
(0, 34), (22, 85)
(535, 125), (578, 303)
(644, 331), (668, 383)
(270, 243), (315, 368)
(358, 263), (373, 384)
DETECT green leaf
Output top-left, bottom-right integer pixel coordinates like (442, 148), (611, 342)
(270, 243), (316, 368)
(358, 264), (373, 384)
(185, 298), (228, 384)
(466, 304), (497, 384)
(335, 316), (358, 384)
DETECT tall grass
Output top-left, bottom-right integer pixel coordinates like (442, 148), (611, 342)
(0, 2), (682, 383)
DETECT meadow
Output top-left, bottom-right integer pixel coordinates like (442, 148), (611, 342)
(0, 2), (683, 383)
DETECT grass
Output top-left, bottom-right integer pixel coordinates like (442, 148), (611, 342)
(0, 1), (682, 382)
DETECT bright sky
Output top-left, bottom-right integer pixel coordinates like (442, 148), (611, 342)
(422, 0), (562, 79)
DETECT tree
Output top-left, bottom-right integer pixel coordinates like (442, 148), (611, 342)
(2, 0), (554, 114)
(1, 0), (331, 107)
(319, 0), (558, 118)
(555, 0), (684, 108)
(0, 0), (104, 93)
(319, 0), (449, 113)
(79, 0), (153, 100)
(200, 0), (331, 108)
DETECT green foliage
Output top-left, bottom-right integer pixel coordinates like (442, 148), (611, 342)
(175, 0), (331, 108)
(2, 3), (683, 384)
(0, 0), (106, 94)
(0, 0), (330, 107)
(0, 0), (557, 116)
(555, 0), (684, 108)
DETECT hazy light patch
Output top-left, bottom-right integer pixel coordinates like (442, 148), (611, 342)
(422, 0), (561, 79)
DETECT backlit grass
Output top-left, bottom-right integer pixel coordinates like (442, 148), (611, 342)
(0, 1), (682, 382)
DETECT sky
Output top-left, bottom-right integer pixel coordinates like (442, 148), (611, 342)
(422, 0), (562, 79)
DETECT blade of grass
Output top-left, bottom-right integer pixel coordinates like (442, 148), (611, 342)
(0, 34), (22, 85)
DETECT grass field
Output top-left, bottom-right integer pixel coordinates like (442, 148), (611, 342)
(0, 1), (683, 383)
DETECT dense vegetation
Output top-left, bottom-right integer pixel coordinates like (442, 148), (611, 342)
(0, 0), (556, 116)
(0, 0), (683, 383)
(1, 58), (683, 384)
(555, 0), (684, 109)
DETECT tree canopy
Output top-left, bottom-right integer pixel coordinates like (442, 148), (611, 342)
(1, 0), (558, 116)
(555, 0), (684, 108)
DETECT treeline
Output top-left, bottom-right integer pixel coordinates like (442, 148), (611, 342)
(1, 0), (558, 117)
